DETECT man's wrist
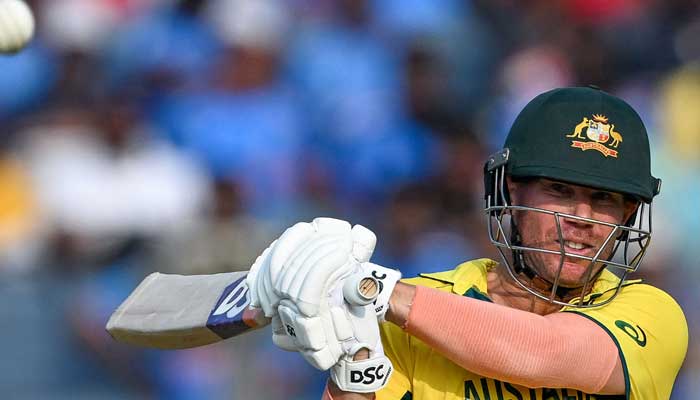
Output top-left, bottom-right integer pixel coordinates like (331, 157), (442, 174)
(327, 378), (375, 399)
(385, 282), (416, 329)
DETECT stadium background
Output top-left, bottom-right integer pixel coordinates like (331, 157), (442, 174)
(0, 0), (697, 398)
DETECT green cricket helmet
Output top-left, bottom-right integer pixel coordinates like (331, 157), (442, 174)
(484, 86), (661, 308)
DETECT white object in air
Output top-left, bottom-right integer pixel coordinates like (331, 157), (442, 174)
(0, 0), (34, 53)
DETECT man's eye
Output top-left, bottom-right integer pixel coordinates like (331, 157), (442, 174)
(548, 184), (569, 195)
(593, 192), (615, 202)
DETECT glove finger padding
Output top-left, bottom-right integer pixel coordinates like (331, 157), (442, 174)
(310, 217), (352, 235)
(276, 234), (355, 317)
(245, 243), (268, 308)
(246, 220), (318, 318)
(269, 219), (347, 293)
(248, 218), (378, 318)
(268, 222), (317, 292)
(273, 218), (372, 318)
(246, 240), (279, 317)
(351, 224), (377, 263)
(250, 220), (324, 317)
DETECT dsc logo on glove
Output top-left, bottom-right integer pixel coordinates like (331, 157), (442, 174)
(350, 365), (390, 385)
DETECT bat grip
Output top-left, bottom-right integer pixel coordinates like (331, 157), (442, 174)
(342, 274), (380, 306)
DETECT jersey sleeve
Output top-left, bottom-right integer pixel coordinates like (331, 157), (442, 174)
(376, 321), (413, 400)
(567, 284), (688, 399)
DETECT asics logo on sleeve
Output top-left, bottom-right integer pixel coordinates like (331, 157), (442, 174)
(615, 320), (647, 347)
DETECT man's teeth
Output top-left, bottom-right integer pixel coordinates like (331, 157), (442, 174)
(564, 241), (586, 250)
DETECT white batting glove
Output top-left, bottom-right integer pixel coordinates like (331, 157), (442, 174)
(246, 217), (376, 352)
(246, 240), (277, 317)
(246, 219), (323, 317)
(277, 284), (393, 393)
(247, 220), (327, 351)
(271, 217), (376, 318)
(244, 240), (298, 351)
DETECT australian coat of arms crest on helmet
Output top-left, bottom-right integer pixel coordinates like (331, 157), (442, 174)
(565, 114), (622, 157)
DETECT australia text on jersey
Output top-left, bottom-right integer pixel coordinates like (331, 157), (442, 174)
(464, 378), (623, 400)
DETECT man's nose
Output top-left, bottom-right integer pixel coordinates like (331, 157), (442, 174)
(567, 200), (594, 224)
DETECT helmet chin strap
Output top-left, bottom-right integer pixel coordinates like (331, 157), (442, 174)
(511, 249), (581, 301)
(509, 222), (586, 303)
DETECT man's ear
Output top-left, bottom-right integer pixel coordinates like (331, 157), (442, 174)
(622, 200), (640, 225)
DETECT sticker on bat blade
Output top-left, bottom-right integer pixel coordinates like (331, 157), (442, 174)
(207, 276), (260, 339)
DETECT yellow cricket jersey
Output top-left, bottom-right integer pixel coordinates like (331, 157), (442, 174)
(376, 259), (688, 400)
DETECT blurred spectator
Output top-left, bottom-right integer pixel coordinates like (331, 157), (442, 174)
(648, 67), (700, 395)
(488, 44), (574, 150)
(0, 149), (39, 273)
(287, 1), (445, 206)
(41, 0), (122, 53)
(154, 0), (308, 223)
(371, 0), (468, 39)
(103, 0), (221, 95)
(0, 43), (57, 118)
(287, 0), (401, 142)
(651, 65), (700, 276)
(374, 181), (477, 277)
(153, 179), (275, 275)
(17, 100), (208, 239)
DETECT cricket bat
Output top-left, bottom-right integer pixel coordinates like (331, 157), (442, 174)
(106, 270), (379, 350)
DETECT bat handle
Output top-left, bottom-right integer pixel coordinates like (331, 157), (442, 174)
(342, 273), (380, 306)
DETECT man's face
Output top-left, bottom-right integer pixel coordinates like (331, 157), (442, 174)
(507, 178), (638, 288)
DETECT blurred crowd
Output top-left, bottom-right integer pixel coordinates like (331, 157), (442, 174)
(0, 0), (698, 398)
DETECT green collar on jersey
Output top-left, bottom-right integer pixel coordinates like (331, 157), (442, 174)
(417, 258), (643, 307)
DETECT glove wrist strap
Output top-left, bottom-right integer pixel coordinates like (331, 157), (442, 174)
(330, 355), (393, 393)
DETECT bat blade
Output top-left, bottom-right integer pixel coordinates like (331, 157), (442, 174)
(106, 270), (269, 350)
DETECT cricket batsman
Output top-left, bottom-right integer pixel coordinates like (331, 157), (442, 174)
(247, 87), (688, 399)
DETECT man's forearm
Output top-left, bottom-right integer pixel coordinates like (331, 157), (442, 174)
(387, 284), (621, 393)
